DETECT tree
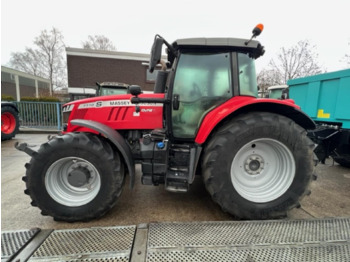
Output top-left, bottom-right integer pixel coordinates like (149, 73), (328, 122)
(257, 69), (283, 93)
(34, 28), (66, 91)
(9, 27), (66, 93)
(10, 48), (43, 77)
(266, 40), (323, 84)
(82, 35), (116, 51)
(340, 41), (350, 67)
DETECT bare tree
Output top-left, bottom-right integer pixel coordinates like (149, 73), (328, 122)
(257, 68), (283, 92)
(9, 27), (66, 93)
(10, 48), (43, 77)
(340, 41), (350, 67)
(82, 35), (116, 51)
(268, 40), (323, 84)
(34, 28), (66, 91)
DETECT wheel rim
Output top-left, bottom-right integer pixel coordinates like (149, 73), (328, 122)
(45, 157), (101, 207)
(231, 138), (295, 203)
(1, 112), (16, 134)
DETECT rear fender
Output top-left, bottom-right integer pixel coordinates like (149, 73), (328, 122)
(2, 102), (19, 113)
(195, 97), (316, 144)
(71, 119), (135, 189)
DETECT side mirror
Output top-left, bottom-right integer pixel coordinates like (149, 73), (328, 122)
(149, 35), (164, 73)
(129, 85), (142, 96)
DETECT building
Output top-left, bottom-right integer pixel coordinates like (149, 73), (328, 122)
(66, 48), (160, 93)
(1, 66), (51, 101)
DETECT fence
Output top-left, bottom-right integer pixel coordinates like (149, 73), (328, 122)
(14, 102), (64, 130)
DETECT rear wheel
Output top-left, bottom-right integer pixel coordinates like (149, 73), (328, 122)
(23, 132), (125, 222)
(202, 112), (314, 219)
(1, 106), (19, 141)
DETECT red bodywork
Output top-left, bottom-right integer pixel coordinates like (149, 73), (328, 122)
(64, 94), (164, 133)
(64, 93), (300, 144)
(195, 97), (299, 144)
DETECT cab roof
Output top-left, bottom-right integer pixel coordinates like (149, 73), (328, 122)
(99, 82), (129, 88)
(172, 37), (265, 58)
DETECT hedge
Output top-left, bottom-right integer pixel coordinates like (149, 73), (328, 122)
(1, 95), (15, 101)
(20, 96), (60, 102)
(1, 95), (61, 102)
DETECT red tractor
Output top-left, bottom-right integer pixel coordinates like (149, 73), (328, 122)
(17, 25), (316, 222)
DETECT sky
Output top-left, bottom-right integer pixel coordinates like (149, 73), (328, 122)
(1, 0), (350, 74)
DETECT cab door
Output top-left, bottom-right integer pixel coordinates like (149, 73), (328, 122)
(171, 52), (233, 139)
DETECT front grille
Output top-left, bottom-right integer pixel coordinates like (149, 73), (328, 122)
(63, 111), (71, 124)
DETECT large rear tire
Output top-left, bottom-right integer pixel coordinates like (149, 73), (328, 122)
(23, 132), (125, 222)
(1, 106), (19, 141)
(202, 112), (314, 219)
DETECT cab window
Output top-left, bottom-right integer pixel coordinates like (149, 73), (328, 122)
(172, 52), (232, 139)
(238, 53), (258, 97)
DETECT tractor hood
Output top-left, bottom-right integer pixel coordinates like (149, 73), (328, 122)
(62, 93), (164, 133)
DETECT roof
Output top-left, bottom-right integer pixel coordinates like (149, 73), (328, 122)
(268, 85), (288, 90)
(66, 47), (151, 62)
(99, 82), (129, 88)
(172, 37), (265, 58)
(173, 37), (261, 49)
(1, 66), (50, 83)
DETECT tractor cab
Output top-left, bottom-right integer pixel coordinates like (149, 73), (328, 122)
(96, 82), (130, 96)
(133, 32), (265, 140)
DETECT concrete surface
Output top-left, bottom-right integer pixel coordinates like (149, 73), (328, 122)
(1, 134), (350, 231)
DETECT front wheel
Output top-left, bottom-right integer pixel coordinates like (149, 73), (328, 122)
(23, 132), (125, 222)
(202, 112), (314, 219)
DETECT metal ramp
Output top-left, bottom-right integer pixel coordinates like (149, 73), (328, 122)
(1, 229), (40, 262)
(28, 226), (136, 262)
(1, 217), (349, 262)
(146, 218), (350, 261)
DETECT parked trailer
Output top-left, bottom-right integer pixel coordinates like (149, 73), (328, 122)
(288, 69), (350, 167)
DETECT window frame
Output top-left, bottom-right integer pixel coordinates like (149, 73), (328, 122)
(169, 51), (235, 141)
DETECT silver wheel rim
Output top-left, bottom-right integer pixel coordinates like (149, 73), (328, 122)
(231, 138), (295, 203)
(45, 157), (101, 207)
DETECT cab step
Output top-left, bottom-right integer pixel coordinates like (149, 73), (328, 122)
(165, 170), (189, 193)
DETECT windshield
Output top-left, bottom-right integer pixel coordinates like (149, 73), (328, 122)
(269, 89), (284, 99)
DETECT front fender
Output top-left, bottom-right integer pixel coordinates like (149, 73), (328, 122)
(70, 119), (135, 189)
